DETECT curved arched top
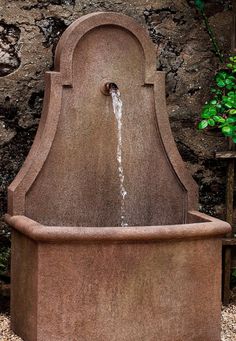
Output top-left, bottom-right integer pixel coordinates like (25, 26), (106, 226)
(54, 12), (156, 85)
(8, 12), (199, 226)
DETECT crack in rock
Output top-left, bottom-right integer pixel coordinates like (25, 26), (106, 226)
(23, 0), (75, 10)
(36, 16), (68, 48)
(0, 21), (21, 77)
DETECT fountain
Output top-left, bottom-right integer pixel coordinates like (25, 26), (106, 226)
(5, 12), (230, 341)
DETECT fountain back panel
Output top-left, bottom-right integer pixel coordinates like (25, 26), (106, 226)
(5, 12), (231, 341)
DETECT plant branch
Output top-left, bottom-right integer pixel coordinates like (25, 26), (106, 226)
(201, 11), (224, 63)
(194, 0), (224, 63)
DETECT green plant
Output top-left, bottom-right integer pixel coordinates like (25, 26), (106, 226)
(195, 0), (236, 142)
(198, 58), (236, 142)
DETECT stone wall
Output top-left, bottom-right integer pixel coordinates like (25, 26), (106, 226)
(0, 0), (232, 240)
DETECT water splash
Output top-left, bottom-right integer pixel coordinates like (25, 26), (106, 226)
(110, 88), (128, 227)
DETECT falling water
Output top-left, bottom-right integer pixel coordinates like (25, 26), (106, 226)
(110, 87), (128, 227)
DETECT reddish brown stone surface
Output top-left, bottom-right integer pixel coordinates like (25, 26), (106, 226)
(8, 12), (198, 227)
(6, 212), (230, 341)
(5, 12), (231, 341)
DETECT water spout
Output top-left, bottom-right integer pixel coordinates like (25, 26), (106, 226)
(101, 82), (118, 96)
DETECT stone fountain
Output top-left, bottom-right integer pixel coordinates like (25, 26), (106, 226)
(5, 12), (230, 341)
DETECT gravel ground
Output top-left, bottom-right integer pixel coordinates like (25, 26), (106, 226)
(222, 304), (236, 341)
(0, 315), (22, 341)
(0, 306), (236, 340)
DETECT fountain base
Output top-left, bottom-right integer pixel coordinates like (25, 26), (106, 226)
(6, 211), (229, 341)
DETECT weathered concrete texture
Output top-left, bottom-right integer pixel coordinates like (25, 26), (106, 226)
(0, 0), (232, 236)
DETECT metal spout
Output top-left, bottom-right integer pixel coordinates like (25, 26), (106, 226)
(101, 82), (119, 96)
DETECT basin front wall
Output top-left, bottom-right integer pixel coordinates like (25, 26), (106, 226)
(11, 230), (38, 341)
(11, 231), (222, 341)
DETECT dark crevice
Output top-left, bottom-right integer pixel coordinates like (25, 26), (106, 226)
(36, 16), (68, 48)
(199, 181), (226, 217)
(28, 90), (44, 117)
(22, 3), (49, 10)
(0, 105), (18, 123)
(23, 0), (75, 10)
(176, 141), (199, 163)
(173, 15), (187, 26)
(144, 7), (177, 17)
(0, 21), (21, 77)
(188, 87), (201, 96)
(0, 128), (37, 232)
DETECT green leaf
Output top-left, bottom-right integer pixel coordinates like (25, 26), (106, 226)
(222, 96), (236, 108)
(222, 125), (233, 136)
(194, 0), (205, 11)
(208, 119), (215, 126)
(201, 112), (211, 119)
(226, 117), (236, 124)
(226, 79), (233, 85)
(229, 109), (236, 115)
(213, 115), (225, 123)
(216, 79), (225, 87)
(211, 88), (222, 96)
(209, 107), (217, 115)
(228, 91), (235, 96)
(225, 102), (234, 109)
(198, 120), (208, 129)
(227, 64), (233, 68)
(233, 136), (236, 143)
(217, 71), (228, 78)
(226, 84), (234, 90)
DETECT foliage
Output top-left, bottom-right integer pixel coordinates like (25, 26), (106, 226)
(198, 58), (236, 142)
(195, 0), (236, 142)
(0, 246), (10, 275)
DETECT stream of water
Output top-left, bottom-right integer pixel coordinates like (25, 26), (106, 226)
(110, 88), (128, 227)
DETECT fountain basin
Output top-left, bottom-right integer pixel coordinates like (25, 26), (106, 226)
(6, 211), (230, 341)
